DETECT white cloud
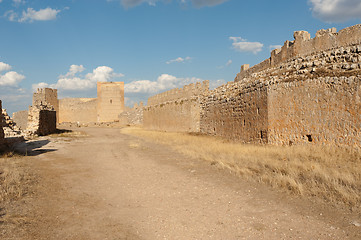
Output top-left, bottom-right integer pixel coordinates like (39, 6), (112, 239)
(0, 62), (12, 72)
(12, 0), (25, 5)
(217, 59), (232, 69)
(269, 45), (282, 52)
(0, 71), (25, 86)
(230, 36), (263, 54)
(125, 73), (204, 93)
(309, 0), (361, 22)
(62, 64), (85, 78)
(32, 82), (49, 91)
(190, 0), (229, 8)
(166, 56), (191, 64)
(6, 8), (61, 22)
(113, 0), (228, 8)
(34, 65), (124, 91)
(125, 73), (224, 95)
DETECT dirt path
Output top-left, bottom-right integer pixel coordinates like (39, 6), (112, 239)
(4, 127), (361, 239)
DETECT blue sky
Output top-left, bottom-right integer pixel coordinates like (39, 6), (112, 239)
(0, 0), (360, 114)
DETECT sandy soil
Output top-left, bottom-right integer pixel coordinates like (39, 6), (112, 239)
(2, 127), (361, 239)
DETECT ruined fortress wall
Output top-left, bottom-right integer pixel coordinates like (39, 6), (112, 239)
(12, 110), (28, 130)
(144, 81), (209, 132)
(0, 100), (4, 140)
(97, 82), (125, 122)
(33, 88), (59, 122)
(200, 82), (268, 143)
(235, 24), (361, 81)
(59, 98), (97, 123)
(268, 77), (361, 147)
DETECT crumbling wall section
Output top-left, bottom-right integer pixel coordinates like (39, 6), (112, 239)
(119, 102), (143, 126)
(235, 24), (361, 81)
(27, 106), (56, 136)
(12, 110), (28, 130)
(59, 98), (97, 123)
(144, 81), (209, 132)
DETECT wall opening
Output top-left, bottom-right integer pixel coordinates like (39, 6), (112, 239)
(110, 99), (112, 104)
(306, 134), (313, 142)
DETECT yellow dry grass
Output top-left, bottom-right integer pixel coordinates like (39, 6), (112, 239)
(122, 127), (361, 209)
(0, 153), (30, 203)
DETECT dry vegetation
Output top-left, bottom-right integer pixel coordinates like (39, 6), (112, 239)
(122, 127), (361, 209)
(0, 153), (31, 204)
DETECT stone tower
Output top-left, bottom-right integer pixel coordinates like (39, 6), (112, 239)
(96, 82), (125, 122)
(33, 88), (59, 123)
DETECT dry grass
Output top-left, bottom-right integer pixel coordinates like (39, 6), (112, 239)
(121, 127), (361, 209)
(0, 152), (31, 203)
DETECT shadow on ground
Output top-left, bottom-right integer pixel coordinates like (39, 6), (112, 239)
(14, 140), (56, 156)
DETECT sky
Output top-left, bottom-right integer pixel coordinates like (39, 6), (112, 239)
(0, 0), (360, 114)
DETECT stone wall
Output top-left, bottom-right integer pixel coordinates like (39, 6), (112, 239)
(200, 81), (268, 143)
(33, 88), (59, 123)
(268, 77), (361, 147)
(144, 24), (361, 148)
(201, 33), (361, 147)
(58, 98), (97, 123)
(144, 81), (209, 132)
(97, 82), (125, 122)
(235, 24), (361, 82)
(12, 110), (28, 130)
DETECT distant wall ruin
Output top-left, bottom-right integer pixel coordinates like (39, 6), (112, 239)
(57, 82), (125, 123)
(119, 102), (143, 126)
(59, 98), (97, 123)
(144, 81), (209, 132)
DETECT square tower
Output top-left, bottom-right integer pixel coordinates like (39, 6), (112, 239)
(32, 88), (59, 123)
(97, 82), (125, 122)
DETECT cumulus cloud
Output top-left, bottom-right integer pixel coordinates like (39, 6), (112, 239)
(309, 0), (361, 22)
(112, 0), (228, 8)
(0, 71), (25, 86)
(230, 36), (263, 54)
(125, 73), (224, 95)
(0, 62), (25, 87)
(6, 7), (61, 22)
(125, 73), (206, 93)
(34, 65), (124, 91)
(0, 62), (12, 72)
(32, 82), (50, 91)
(166, 56), (191, 64)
